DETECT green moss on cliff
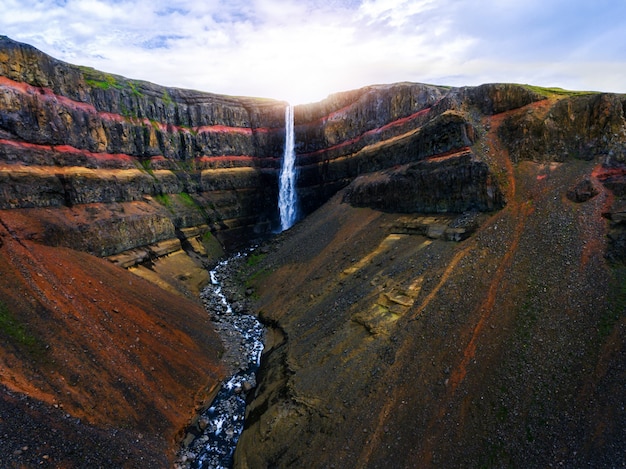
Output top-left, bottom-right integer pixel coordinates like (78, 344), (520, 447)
(179, 192), (197, 208)
(154, 194), (172, 208)
(522, 84), (598, 98)
(0, 300), (46, 360)
(0, 300), (35, 347)
(128, 80), (143, 97)
(600, 266), (626, 339)
(79, 66), (124, 91)
(162, 89), (174, 106)
(247, 252), (266, 267)
(138, 159), (156, 178)
(202, 231), (225, 260)
(79, 66), (145, 100)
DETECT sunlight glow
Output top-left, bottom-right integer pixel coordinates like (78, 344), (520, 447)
(1, 0), (624, 103)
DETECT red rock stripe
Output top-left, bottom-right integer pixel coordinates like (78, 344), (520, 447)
(0, 139), (280, 165)
(299, 107), (432, 158)
(0, 76), (98, 114)
(0, 138), (134, 163)
(424, 147), (472, 161)
(196, 156), (260, 164)
(194, 125), (274, 135)
(592, 165), (626, 181)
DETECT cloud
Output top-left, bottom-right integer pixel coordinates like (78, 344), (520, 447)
(1, 0), (625, 103)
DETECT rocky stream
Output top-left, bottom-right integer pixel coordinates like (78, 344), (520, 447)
(176, 252), (264, 469)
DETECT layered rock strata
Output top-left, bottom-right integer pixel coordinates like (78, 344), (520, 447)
(290, 83), (545, 215)
(1, 35), (626, 467)
(0, 37), (554, 265)
(0, 36), (286, 256)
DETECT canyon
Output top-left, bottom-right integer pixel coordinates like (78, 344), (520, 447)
(0, 35), (625, 467)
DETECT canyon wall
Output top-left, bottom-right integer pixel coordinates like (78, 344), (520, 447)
(236, 88), (626, 467)
(0, 36), (287, 255)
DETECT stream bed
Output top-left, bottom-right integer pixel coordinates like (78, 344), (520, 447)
(176, 253), (264, 469)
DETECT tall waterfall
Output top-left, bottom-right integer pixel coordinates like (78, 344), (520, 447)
(278, 104), (298, 231)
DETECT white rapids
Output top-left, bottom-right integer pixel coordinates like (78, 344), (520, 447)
(176, 253), (264, 469)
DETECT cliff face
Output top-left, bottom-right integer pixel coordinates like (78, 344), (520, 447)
(0, 37), (556, 261)
(1, 36), (626, 467)
(290, 82), (549, 216)
(0, 35), (286, 258)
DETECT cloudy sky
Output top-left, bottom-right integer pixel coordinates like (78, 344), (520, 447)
(2, 0), (625, 104)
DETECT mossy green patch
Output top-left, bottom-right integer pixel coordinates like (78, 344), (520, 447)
(599, 266), (626, 339)
(154, 194), (172, 208)
(246, 252), (266, 267)
(522, 84), (599, 98)
(0, 300), (46, 360)
(79, 66), (147, 99)
(243, 268), (271, 300)
(162, 89), (174, 106)
(119, 101), (134, 118)
(79, 66), (124, 91)
(138, 159), (156, 178)
(175, 160), (195, 172)
(179, 192), (197, 208)
(128, 80), (143, 98)
(202, 230), (225, 260)
(0, 300), (36, 347)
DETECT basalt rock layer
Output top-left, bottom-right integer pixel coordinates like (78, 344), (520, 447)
(0, 36), (287, 254)
(1, 35), (626, 466)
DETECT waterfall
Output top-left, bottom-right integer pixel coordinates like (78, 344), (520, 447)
(278, 104), (298, 231)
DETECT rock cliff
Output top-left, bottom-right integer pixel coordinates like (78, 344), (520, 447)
(0, 36), (286, 253)
(1, 36), (625, 466)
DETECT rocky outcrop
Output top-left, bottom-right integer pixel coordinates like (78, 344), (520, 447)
(344, 149), (503, 213)
(293, 85), (459, 214)
(493, 89), (626, 262)
(498, 92), (626, 163)
(460, 82), (546, 114)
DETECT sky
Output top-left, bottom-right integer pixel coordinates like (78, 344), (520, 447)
(1, 0), (625, 104)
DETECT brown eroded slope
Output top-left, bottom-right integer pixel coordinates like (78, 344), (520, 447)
(0, 212), (225, 466)
(236, 97), (626, 467)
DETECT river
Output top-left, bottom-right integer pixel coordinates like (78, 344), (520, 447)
(176, 252), (264, 469)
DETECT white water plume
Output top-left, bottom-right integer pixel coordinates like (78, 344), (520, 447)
(278, 104), (298, 231)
